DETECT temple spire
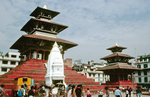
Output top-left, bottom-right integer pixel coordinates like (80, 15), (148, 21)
(115, 43), (119, 46)
(43, 5), (47, 9)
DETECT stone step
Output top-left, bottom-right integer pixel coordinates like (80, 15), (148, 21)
(65, 78), (94, 81)
(12, 71), (46, 76)
(0, 59), (103, 94)
(65, 75), (87, 78)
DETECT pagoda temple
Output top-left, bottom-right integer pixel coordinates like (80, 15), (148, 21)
(0, 6), (76, 92)
(98, 44), (139, 89)
(0, 6), (103, 94)
(10, 6), (78, 61)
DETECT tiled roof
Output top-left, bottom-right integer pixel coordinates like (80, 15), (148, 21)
(30, 6), (60, 19)
(107, 45), (127, 50)
(10, 34), (77, 51)
(97, 63), (139, 71)
(21, 18), (68, 34)
(101, 52), (133, 60)
(23, 34), (77, 45)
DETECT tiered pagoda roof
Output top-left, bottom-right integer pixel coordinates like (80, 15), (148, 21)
(101, 52), (133, 60)
(98, 63), (139, 71)
(10, 6), (77, 58)
(107, 45), (127, 51)
(30, 6), (60, 20)
(21, 18), (68, 34)
(10, 34), (77, 52)
(98, 44), (138, 70)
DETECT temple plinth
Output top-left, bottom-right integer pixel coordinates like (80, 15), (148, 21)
(98, 44), (139, 89)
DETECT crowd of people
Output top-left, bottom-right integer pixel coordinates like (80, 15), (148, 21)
(0, 84), (146, 97)
(66, 84), (92, 97)
(103, 86), (143, 97)
(0, 84), (92, 97)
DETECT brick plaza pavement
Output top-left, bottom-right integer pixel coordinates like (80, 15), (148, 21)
(91, 93), (149, 97)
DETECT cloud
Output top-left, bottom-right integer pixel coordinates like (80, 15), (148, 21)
(0, 0), (150, 63)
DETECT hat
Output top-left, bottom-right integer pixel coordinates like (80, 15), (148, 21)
(51, 84), (55, 88)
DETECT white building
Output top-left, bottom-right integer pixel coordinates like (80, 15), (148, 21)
(134, 54), (150, 88)
(82, 62), (105, 84)
(0, 52), (20, 75)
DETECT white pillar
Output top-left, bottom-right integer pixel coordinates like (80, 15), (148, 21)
(32, 51), (37, 59)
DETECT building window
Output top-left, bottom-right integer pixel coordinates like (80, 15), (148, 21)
(138, 78), (141, 82)
(144, 58), (147, 62)
(2, 61), (8, 64)
(137, 65), (141, 68)
(89, 73), (91, 77)
(144, 77), (148, 82)
(140, 58), (142, 62)
(138, 71), (141, 76)
(23, 78), (27, 82)
(11, 61), (16, 65)
(11, 55), (16, 58)
(144, 64), (148, 68)
(93, 74), (95, 77)
(1, 68), (7, 72)
(144, 71), (147, 75)
(19, 55), (24, 59)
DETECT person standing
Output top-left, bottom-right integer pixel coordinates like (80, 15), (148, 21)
(71, 85), (76, 97)
(66, 84), (71, 97)
(75, 85), (82, 97)
(28, 86), (35, 97)
(128, 87), (132, 97)
(39, 86), (46, 96)
(45, 86), (51, 97)
(52, 85), (58, 97)
(105, 87), (109, 97)
(99, 89), (103, 97)
(86, 88), (91, 97)
(0, 85), (4, 97)
(125, 86), (129, 97)
(114, 87), (122, 97)
(18, 85), (25, 97)
(67, 86), (72, 97)
(136, 86), (142, 97)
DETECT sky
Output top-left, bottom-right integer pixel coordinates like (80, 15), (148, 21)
(0, 0), (150, 63)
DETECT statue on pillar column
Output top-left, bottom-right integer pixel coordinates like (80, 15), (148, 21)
(128, 74), (131, 81)
(132, 73), (135, 83)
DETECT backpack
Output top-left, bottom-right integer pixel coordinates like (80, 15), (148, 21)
(18, 90), (23, 97)
(87, 94), (91, 97)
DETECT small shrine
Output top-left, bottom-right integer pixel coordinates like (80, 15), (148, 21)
(45, 42), (65, 86)
(98, 44), (139, 89)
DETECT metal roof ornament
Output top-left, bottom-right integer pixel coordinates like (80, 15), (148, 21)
(43, 5), (47, 9)
(115, 43), (119, 46)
